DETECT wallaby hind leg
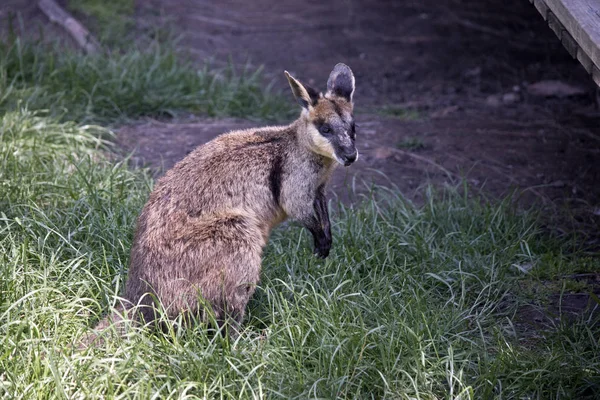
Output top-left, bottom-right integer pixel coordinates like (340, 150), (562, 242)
(201, 249), (261, 338)
(157, 211), (264, 336)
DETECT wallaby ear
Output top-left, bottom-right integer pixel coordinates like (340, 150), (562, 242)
(285, 71), (320, 110)
(326, 63), (355, 102)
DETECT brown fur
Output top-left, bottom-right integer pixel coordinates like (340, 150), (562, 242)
(88, 64), (358, 341)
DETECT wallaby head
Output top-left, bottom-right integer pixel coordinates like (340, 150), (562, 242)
(285, 63), (358, 167)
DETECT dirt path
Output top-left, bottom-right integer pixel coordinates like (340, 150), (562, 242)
(115, 0), (600, 245)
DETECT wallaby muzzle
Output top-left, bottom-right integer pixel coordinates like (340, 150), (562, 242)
(337, 145), (358, 166)
(340, 151), (358, 166)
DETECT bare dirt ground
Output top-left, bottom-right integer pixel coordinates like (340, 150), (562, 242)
(3, 0), (599, 243)
(118, 0), (600, 245)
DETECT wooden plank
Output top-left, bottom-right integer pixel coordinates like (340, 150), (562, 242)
(544, 0), (600, 71)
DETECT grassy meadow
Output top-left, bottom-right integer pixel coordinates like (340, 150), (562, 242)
(0, 40), (292, 124)
(1, 15), (599, 399)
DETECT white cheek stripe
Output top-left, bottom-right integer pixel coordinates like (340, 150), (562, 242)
(333, 154), (346, 166)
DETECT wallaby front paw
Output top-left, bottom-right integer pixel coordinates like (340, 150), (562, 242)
(314, 237), (331, 258)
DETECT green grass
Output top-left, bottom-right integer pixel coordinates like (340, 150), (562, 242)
(1, 110), (599, 399)
(0, 39), (294, 124)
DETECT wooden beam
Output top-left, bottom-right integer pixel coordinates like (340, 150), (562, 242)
(38, 0), (101, 54)
(561, 27), (578, 58)
(578, 45), (594, 73)
(532, 0), (600, 87)
(534, 0), (549, 20)
(545, 0), (600, 68)
(593, 65), (600, 87)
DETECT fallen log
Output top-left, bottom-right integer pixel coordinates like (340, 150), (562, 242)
(38, 0), (101, 54)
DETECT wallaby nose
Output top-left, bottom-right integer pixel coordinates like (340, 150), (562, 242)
(341, 151), (358, 166)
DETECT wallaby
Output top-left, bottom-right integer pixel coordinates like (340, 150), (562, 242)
(89, 63), (358, 341)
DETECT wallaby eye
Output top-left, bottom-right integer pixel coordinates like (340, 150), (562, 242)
(319, 125), (332, 135)
(349, 122), (356, 139)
